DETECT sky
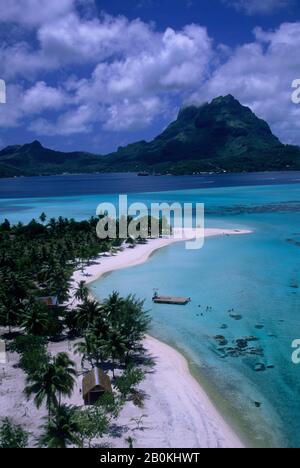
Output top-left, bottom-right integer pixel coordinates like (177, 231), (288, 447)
(0, 0), (300, 154)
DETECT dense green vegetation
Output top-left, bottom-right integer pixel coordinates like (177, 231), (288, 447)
(1, 95), (299, 177)
(0, 214), (120, 332)
(0, 418), (29, 449)
(0, 215), (154, 448)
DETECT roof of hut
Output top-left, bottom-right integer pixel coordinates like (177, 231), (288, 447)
(37, 296), (59, 307)
(82, 368), (112, 398)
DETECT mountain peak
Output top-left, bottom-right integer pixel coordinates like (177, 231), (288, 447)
(28, 140), (43, 148)
(178, 95), (242, 121)
(211, 94), (236, 105)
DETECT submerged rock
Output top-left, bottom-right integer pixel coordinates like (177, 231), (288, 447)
(245, 336), (259, 342)
(236, 339), (248, 349)
(254, 363), (266, 372)
(226, 348), (243, 358)
(214, 335), (228, 346)
(229, 312), (243, 321)
(248, 347), (264, 357)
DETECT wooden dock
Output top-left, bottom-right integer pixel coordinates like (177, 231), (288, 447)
(152, 295), (191, 305)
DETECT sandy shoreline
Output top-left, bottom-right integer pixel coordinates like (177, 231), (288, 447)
(72, 228), (252, 288)
(70, 228), (250, 448)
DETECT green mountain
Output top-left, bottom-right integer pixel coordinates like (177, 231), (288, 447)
(0, 140), (104, 177)
(1, 95), (299, 177)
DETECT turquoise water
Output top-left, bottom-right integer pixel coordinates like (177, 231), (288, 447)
(90, 185), (300, 448)
(1, 182), (300, 447)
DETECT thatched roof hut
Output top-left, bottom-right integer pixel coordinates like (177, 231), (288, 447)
(37, 296), (59, 307)
(82, 368), (112, 405)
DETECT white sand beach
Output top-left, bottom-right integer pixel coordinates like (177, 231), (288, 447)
(0, 228), (250, 448)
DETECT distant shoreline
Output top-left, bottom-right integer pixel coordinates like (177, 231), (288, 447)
(2, 169), (300, 179)
(70, 228), (251, 448)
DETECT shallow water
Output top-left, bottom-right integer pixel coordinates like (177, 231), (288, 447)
(90, 184), (300, 448)
(1, 178), (300, 447)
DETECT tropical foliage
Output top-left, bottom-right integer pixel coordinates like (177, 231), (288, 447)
(38, 405), (80, 449)
(0, 418), (29, 449)
(0, 215), (153, 448)
(25, 353), (76, 416)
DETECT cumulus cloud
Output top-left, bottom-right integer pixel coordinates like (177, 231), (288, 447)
(0, 81), (68, 128)
(189, 22), (300, 144)
(22, 82), (67, 114)
(224, 0), (294, 15)
(0, 2), (300, 147)
(0, 9), (213, 134)
(29, 104), (99, 135)
(76, 24), (211, 96)
(0, 0), (75, 26)
(104, 97), (166, 131)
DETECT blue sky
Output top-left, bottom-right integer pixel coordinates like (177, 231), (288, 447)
(0, 0), (300, 153)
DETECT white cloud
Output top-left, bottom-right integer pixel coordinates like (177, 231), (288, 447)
(66, 23), (213, 131)
(22, 82), (67, 114)
(37, 13), (157, 66)
(0, 0), (75, 26)
(0, 84), (25, 127)
(104, 97), (166, 131)
(0, 12), (212, 134)
(29, 104), (101, 136)
(1, 3), (300, 147)
(0, 81), (67, 128)
(189, 22), (300, 145)
(224, 0), (293, 15)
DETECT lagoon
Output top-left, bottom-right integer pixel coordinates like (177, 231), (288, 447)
(1, 174), (299, 447)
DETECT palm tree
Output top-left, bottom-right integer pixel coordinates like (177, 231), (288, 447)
(74, 330), (108, 369)
(54, 353), (77, 405)
(74, 281), (89, 304)
(101, 292), (149, 364)
(102, 291), (124, 320)
(75, 299), (102, 331)
(20, 301), (50, 336)
(103, 325), (128, 378)
(38, 405), (80, 448)
(25, 353), (76, 418)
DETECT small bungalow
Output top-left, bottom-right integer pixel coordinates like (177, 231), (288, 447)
(82, 368), (112, 406)
(37, 296), (59, 307)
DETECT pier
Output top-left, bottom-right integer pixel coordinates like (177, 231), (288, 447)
(152, 294), (191, 305)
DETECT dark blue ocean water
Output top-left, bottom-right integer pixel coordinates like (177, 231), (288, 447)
(0, 171), (299, 199)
